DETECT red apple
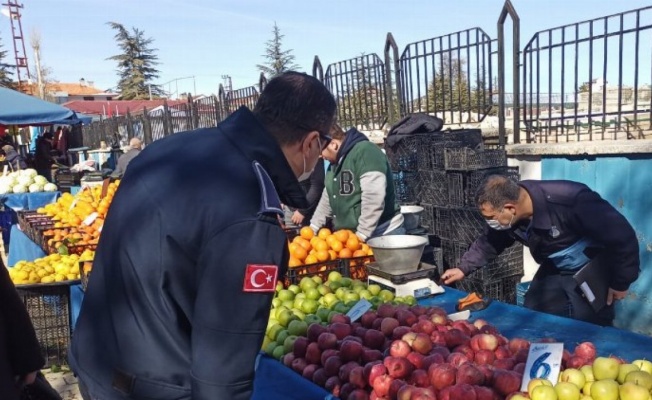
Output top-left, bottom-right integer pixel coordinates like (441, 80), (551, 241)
(430, 346), (451, 359)
(473, 319), (489, 330)
(339, 361), (359, 382)
(410, 305), (428, 316)
(412, 333), (433, 355)
(348, 366), (366, 389)
(411, 387), (437, 400)
(340, 340), (364, 363)
(364, 329), (386, 350)
(507, 338), (530, 355)
(402, 332), (418, 346)
(474, 350), (495, 365)
(381, 318), (400, 337)
(389, 379), (407, 398)
(422, 353), (445, 370)
(430, 331), (447, 347)
(367, 363), (388, 387)
(444, 329), (470, 348)
(323, 356), (343, 377)
(492, 369), (521, 396)
(361, 349), (384, 363)
(371, 318), (383, 331)
(513, 349), (529, 364)
(329, 322), (352, 340)
(354, 326), (368, 339)
(428, 363), (457, 390)
(348, 389), (369, 400)
(447, 352), (470, 368)
(456, 363), (485, 385)
(406, 352), (425, 369)
(307, 323), (328, 342)
(393, 326), (412, 340)
(397, 384), (416, 400)
(321, 349), (339, 366)
(291, 357), (308, 374)
(318, 332), (338, 351)
(324, 376), (341, 396)
(566, 355), (589, 369)
(331, 314), (351, 325)
(479, 324), (499, 335)
(343, 335), (363, 345)
(453, 344), (475, 360)
(476, 334), (499, 351)
(302, 364), (319, 381)
(396, 310), (418, 327)
(339, 383), (355, 400)
(408, 369), (430, 387)
(377, 303), (397, 318)
(312, 367), (329, 387)
(384, 356), (414, 379)
(292, 336), (309, 358)
(283, 353), (295, 368)
(513, 363), (525, 374)
(474, 385), (494, 400)
(494, 345), (511, 360)
(360, 311), (377, 328)
(476, 364), (495, 385)
(372, 374), (393, 397)
(439, 386), (452, 400)
(449, 383), (477, 400)
(390, 340), (412, 358)
(493, 358), (515, 371)
(430, 313), (448, 325)
(305, 342), (322, 365)
(416, 320), (436, 335)
(574, 342), (596, 361)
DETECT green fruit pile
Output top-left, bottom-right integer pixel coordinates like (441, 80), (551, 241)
(263, 271), (416, 360)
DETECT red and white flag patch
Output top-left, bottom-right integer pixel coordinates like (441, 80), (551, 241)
(243, 264), (278, 293)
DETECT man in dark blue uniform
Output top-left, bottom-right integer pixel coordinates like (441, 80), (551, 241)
(69, 72), (336, 400)
(442, 175), (639, 326)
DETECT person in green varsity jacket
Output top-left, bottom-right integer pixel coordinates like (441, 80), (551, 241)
(309, 125), (405, 241)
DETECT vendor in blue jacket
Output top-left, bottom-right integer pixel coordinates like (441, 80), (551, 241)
(442, 175), (639, 326)
(69, 72), (336, 400)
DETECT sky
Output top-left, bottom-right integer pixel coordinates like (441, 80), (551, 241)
(1, 0), (651, 98)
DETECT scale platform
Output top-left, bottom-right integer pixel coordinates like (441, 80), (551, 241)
(367, 262), (445, 299)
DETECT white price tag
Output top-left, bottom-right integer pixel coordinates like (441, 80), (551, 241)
(346, 299), (372, 322)
(520, 342), (564, 391)
(69, 198), (78, 211)
(98, 225), (103, 233)
(83, 212), (98, 226)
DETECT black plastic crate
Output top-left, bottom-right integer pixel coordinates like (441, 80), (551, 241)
(447, 166), (521, 207)
(434, 207), (452, 239)
(440, 239), (524, 280)
(456, 273), (523, 304)
(444, 148), (507, 171)
(393, 171), (420, 204)
(449, 207), (486, 243)
(418, 169), (448, 206)
(16, 283), (73, 368)
(284, 259), (344, 287)
(420, 203), (436, 233)
(342, 255), (374, 281)
(386, 135), (435, 172)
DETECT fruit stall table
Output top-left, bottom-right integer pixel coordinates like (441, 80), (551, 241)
(0, 191), (61, 246)
(252, 288), (652, 400)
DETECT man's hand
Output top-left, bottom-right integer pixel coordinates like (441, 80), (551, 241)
(441, 268), (465, 285)
(17, 371), (38, 386)
(607, 288), (627, 306)
(291, 211), (305, 225)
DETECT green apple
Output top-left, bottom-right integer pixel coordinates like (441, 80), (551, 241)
(510, 395), (530, 400)
(580, 365), (595, 382)
(340, 277), (352, 287)
(404, 295), (417, 305)
(619, 364), (642, 384)
(274, 306), (289, 319)
(327, 270), (342, 283)
(287, 320), (308, 336)
(275, 329), (290, 345)
(295, 292), (306, 300)
(316, 308), (331, 322)
(304, 314), (321, 326)
(352, 284), (366, 294)
(261, 335), (272, 351)
(531, 385), (558, 400)
(277, 289), (295, 302)
(561, 368), (586, 389)
(582, 381), (592, 396)
(300, 277), (317, 291)
(311, 275), (323, 285)
(327, 310), (339, 323)
(283, 335), (298, 354)
(379, 289), (395, 302)
(394, 296), (405, 304)
(287, 284), (301, 294)
(317, 284), (332, 296)
(322, 293), (338, 308)
(345, 300), (359, 308)
(590, 379), (618, 400)
(367, 284), (381, 296)
(619, 382), (651, 400)
(293, 298), (305, 310)
(264, 341), (278, 355)
(334, 303), (350, 314)
(335, 287), (348, 300)
(282, 300), (294, 309)
(529, 378), (554, 397)
(555, 381), (581, 400)
(266, 324), (283, 341)
(304, 287), (321, 301)
(592, 357), (620, 380)
(275, 281), (284, 292)
(272, 345), (285, 360)
(291, 309), (305, 320)
(276, 309), (294, 327)
(625, 370), (652, 390)
(633, 360), (652, 375)
(328, 280), (342, 291)
(300, 299), (319, 314)
(344, 291), (360, 303)
(358, 289), (373, 300)
(272, 298), (282, 308)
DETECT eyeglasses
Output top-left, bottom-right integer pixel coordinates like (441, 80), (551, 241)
(317, 131), (332, 150)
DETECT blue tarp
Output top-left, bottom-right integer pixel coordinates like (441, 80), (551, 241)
(0, 87), (74, 126)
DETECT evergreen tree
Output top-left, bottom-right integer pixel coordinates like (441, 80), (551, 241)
(335, 55), (385, 130)
(257, 23), (299, 79)
(107, 22), (162, 100)
(0, 34), (14, 88)
(427, 56), (471, 114)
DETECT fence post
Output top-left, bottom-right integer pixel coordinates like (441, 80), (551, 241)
(142, 107), (153, 145)
(126, 110), (134, 140)
(384, 32), (402, 124)
(312, 56), (324, 82)
(162, 101), (171, 137)
(497, 0), (520, 145)
(259, 73), (268, 92)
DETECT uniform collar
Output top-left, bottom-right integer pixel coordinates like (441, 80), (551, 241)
(220, 107), (308, 210)
(518, 180), (553, 230)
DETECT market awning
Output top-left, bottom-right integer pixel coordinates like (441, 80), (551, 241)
(0, 86), (75, 126)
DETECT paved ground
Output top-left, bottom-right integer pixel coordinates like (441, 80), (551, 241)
(44, 368), (82, 400)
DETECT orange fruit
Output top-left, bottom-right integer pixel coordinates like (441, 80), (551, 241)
(292, 246), (308, 261)
(288, 257), (302, 267)
(300, 226), (314, 240)
(339, 248), (353, 259)
(310, 236), (321, 248)
(288, 243), (299, 254)
(309, 249), (317, 256)
(316, 250), (330, 262)
(317, 228), (332, 240)
(334, 230), (349, 243)
(314, 239), (329, 252)
(361, 244), (371, 254)
(330, 240), (343, 253)
(305, 254), (318, 265)
(328, 250), (338, 261)
(352, 250), (367, 258)
(346, 236), (361, 252)
(295, 238), (312, 252)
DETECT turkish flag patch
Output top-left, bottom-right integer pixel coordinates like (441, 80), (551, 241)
(243, 264), (279, 293)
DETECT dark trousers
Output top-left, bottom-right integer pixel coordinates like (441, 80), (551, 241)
(524, 264), (615, 327)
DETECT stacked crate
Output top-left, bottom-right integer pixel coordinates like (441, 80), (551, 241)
(387, 130), (524, 304)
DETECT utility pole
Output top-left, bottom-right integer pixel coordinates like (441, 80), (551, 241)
(30, 29), (44, 99)
(221, 75), (232, 92)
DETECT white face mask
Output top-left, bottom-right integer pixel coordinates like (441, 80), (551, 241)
(486, 208), (514, 231)
(298, 137), (321, 182)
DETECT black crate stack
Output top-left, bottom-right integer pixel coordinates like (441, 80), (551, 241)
(387, 129), (524, 304)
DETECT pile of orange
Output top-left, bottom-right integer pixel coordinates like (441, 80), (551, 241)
(288, 227), (374, 267)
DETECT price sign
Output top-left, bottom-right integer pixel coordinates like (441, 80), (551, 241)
(346, 299), (372, 322)
(69, 198), (79, 211)
(83, 212), (98, 226)
(520, 342), (564, 392)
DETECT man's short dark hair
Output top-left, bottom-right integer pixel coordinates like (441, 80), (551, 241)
(475, 175), (520, 209)
(253, 71), (336, 146)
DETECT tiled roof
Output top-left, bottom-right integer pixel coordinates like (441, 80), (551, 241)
(63, 100), (187, 117)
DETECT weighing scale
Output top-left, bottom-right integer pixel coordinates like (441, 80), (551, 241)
(367, 262), (445, 299)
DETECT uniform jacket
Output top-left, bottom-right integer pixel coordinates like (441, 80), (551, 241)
(69, 107), (307, 400)
(460, 180), (639, 291)
(0, 262), (45, 400)
(310, 128), (402, 240)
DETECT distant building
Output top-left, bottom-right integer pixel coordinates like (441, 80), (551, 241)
(25, 78), (118, 104)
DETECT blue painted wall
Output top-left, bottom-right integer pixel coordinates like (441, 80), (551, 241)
(541, 156), (652, 334)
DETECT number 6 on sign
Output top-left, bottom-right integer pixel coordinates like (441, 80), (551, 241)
(520, 343), (564, 392)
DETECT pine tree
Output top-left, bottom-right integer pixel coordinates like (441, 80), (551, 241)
(0, 34), (14, 88)
(335, 55), (385, 130)
(427, 56), (471, 115)
(107, 22), (162, 100)
(257, 23), (299, 79)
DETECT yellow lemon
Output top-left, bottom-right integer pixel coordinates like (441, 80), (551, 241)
(41, 275), (55, 284)
(54, 274), (65, 282)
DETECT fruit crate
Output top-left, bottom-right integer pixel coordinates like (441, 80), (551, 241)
(341, 255), (375, 281)
(440, 239), (524, 281)
(79, 260), (93, 291)
(516, 281), (531, 307)
(386, 134), (437, 172)
(392, 171), (420, 204)
(420, 202), (436, 234)
(49, 242), (98, 256)
(447, 167), (521, 208)
(15, 282), (75, 368)
(283, 227), (300, 242)
(443, 148), (507, 171)
(456, 273), (523, 304)
(54, 169), (83, 186)
(284, 259), (344, 287)
(418, 170), (447, 206)
(436, 207), (486, 243)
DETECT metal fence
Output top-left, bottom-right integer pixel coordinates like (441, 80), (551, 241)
(83, 1), (652, 146)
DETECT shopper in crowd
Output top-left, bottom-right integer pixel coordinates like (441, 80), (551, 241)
(1, 144), (26, 171)
(70, 71), (336, 400)
(441, 175), (640, 327)
(34, 132), (55, 182)
(0, 261), (45, 400)
(110, 137), (142, 178)
(283, 158), (325, 227)
(309, 124), (405, 241)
